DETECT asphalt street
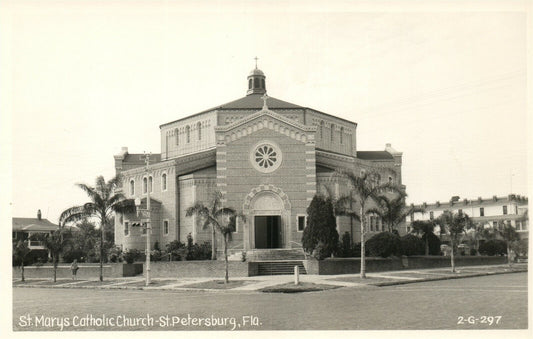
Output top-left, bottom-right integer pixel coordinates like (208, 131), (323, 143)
(12, 272), (527, 331)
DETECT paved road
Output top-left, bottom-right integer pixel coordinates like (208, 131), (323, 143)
(13, 272), (527, 331)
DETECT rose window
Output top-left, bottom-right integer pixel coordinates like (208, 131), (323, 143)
(250, 142), (282, 173)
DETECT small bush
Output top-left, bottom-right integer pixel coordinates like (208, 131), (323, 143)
(400, 234), (425, 256)
(336, 232), (362, 258)
(422, 232), (442, 255)
(479, 239), (507, 256)
(123, 249), (142, 264)
(107, 246), (123, 263)
(365, 232), (401, 258)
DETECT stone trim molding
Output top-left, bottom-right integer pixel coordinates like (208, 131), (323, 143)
(243, 185), (291, 213)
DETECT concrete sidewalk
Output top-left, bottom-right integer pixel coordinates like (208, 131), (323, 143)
(12, 263), (527, 292)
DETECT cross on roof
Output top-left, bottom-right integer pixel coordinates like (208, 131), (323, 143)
(261, 94), (269, 110)
(254, 56), (258, 69)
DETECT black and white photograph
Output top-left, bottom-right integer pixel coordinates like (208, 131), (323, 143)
(2, 0), (531, 338)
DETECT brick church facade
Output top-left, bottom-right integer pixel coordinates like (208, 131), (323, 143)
(114, 66), (404, 257)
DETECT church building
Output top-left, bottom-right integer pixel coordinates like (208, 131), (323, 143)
(114, 65), (404, 258)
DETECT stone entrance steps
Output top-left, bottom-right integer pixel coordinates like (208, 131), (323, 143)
(247, 248), (306, 261)
(256, 261), (307, 276)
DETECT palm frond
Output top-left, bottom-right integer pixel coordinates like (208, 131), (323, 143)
(58, 205), (89, 226)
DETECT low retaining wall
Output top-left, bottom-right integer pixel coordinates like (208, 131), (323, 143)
(305, 255), (508, 275)
(145, 261), (250, 278)
(12, 263), (143, 280)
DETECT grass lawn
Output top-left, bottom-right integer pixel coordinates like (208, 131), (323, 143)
(179, 280), (251, 289)
(260, 282), (339, 293)
(328, 276), (399, 284)
(12, 279), (47, 286)
(123, 279), (179, 287)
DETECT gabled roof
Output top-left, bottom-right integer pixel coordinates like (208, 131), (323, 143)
(213, 93), (304, 110)
(12, 218), (59, 232)
(357, 151), (394, 160)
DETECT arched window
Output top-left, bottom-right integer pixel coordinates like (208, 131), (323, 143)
(261, 78), (265, 89)
(161, 173), (167, 191)
(149, 176), (153, 193)
(331, 123), (335, 142)
(340, 127), (344, 144)
(175, 128), (179, 146)
(186, 126), (190, 143)
(197, 122), (202, 140)
(143, 177), (148, 194)
(248, 78), (252, 89)
(129, 179), (135, 196)
(254, 78), (260, 89)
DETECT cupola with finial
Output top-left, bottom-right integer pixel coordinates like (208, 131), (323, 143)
(247, 57), (266, 95)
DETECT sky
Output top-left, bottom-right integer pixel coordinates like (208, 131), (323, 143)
(2, 0), (531, 225)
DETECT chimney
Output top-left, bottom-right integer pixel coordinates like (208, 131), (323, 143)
(37, 209), (42, 220)
(493, 195), (497, 202)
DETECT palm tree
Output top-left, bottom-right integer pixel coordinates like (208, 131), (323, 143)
(367, 194), (425, 233)
(410, 220), (436, 256)
(436, 210), (472, 273)
(30, 228), (71, 282)
(186, 191), (245, 283)
(334, 169), (400, 278)
(498, 221), (520, 266)
(59, 174), (135, 281)
(13, 240), (31, 282)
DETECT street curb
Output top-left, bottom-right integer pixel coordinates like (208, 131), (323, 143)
(370, 268), (527, 287)
(13, 268), (527, 291)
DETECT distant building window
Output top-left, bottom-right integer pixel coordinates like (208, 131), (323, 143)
(480, 207), (484, 217)
(129, 180), (135, 196)
(186, 126), (190, 143)
(197, 122), (202, 140)
(143, 177), (148, 194)
(503, 205), (507, 215)
(340, 127), (344, 144)
(297, 216), (306, 232)
(124, 222), (129, 236)
(254, 78), (260, 89)
(175, 128), (179, 146)
(430, 211), (434, 220)
(163, 220), (169, 235)
(149, 176), (153, 193)
(331, 123), (335, 142)
(248, 78), (252, 89)
(161, 173), (167, 191)
(261, 78), (265, 88)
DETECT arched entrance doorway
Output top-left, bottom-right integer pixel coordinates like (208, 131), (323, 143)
(243, 186), (291, 250)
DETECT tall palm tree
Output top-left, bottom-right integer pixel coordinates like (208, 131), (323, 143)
(59, 174), (135, 282)
(334, 169), (401, 278)
(367, 194), (425, 233)
(410, 220), (436, 256)
(186, 191), (245, 283)
(30, 228), (71, 282)
(436, 210), (472, 273)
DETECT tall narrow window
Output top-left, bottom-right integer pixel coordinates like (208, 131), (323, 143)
(480, 207), (484, 217)
(331, 123), (335, 142)
(162, 173), (167, 191)
(124, 222), (129, 236)
(143, 177), (148, 194)
(175, 128), (179, 146)
(340, 127), (344, 144)
(248, 78), (252, 89)
(149, 176), (153, 193)
(297, 216), (306, 232)
(186, 126), (190, 143)
(197, 122), (202, 140)
(502, 205), (507, 215)
(320, 121), (324, 139)
(130, 179), (135, 196)
(163, 220), (169, 235)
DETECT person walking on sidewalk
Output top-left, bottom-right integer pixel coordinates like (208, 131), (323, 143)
(70, 259), (79, 280)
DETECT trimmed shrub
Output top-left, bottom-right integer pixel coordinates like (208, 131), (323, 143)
(479, 239), (507, 256)
(302, 195), (339, 260)
(422, 232), (441, 255)
(107, 246), (123, 263)
(123, 249), (142, 264)
(365, 232), (401, 258)
(400, 234), (425, 256)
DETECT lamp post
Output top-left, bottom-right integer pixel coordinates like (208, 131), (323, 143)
(135, 153), (152, 286)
